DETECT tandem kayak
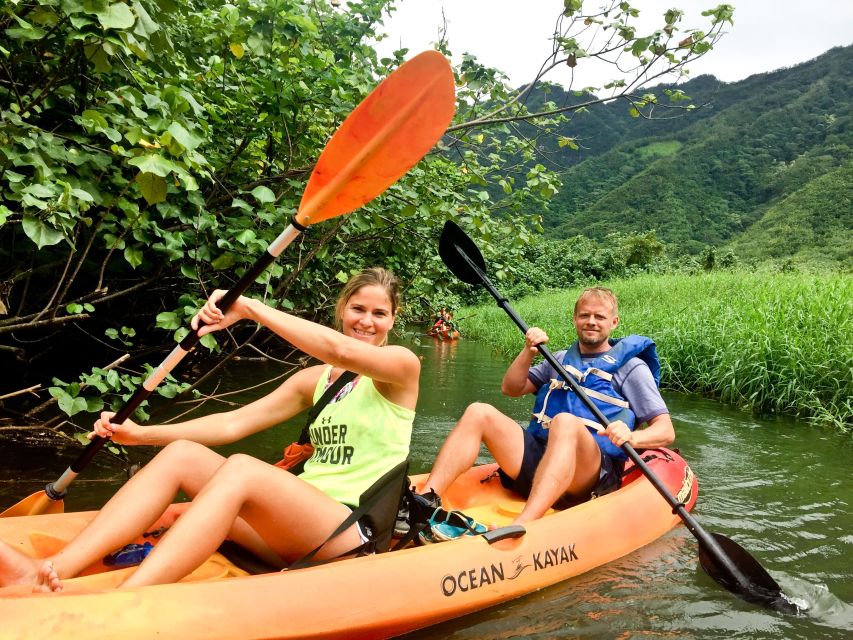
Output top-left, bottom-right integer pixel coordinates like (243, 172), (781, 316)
(0, 448), (697, 639)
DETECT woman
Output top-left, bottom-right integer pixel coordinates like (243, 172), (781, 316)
(0, 267), (419, 592)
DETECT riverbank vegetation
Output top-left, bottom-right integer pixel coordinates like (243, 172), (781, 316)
(458, 271), (852, 431)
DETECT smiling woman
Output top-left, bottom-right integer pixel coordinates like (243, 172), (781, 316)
(0, 267), (421, 593)
(334, 269), (400, 347)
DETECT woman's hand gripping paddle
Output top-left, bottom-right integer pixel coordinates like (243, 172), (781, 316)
(437, 220), (801, 615)
(1, 51), (455, 518)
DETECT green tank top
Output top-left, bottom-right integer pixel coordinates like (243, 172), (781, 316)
(298, 366), (414, 506)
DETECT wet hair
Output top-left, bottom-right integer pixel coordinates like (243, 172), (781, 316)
(574, 287), (618, 316)
(334, 267), (401, 331)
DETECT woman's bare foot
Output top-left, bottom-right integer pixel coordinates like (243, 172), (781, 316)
(0, 540), (40, 588)
(34, 560), (62, 593)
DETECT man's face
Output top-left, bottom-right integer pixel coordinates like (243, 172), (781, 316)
(572, 297), (618, 350)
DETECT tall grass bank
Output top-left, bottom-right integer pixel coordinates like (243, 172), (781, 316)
(459, 272), (852, 431)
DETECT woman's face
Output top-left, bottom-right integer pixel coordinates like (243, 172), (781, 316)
(339, 285), (395, 346)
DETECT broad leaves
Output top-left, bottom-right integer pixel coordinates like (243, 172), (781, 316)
(136, 172), (167, 204)
(94, 2), (136, 30)
(22, 215), (65, 248)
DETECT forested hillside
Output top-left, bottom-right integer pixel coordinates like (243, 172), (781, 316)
(538, 45), (852, 263)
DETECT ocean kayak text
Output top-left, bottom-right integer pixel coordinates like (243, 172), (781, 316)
(440, 543), (579, 597)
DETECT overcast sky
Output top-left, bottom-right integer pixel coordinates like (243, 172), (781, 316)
(373, 1), (853, 88)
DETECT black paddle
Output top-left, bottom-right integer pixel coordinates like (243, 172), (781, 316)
(437, 220), (801, 615)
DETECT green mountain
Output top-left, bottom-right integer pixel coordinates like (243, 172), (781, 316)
(537, 45), (852, 265)
(726, 160), (853, 266)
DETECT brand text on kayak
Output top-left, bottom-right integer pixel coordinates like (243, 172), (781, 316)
(440, 543), (579, 597)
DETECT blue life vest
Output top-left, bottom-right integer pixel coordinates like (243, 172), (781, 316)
(526, 335), (660, 460)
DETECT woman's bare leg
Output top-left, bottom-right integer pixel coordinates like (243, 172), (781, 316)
(122, 454), (362, 588)
(48, 440), (226, 579)
(0, 440), (224, 591)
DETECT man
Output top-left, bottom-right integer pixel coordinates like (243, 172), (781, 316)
(419, 287), (675, 526)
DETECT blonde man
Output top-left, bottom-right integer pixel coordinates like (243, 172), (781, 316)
(420, 287), (675, 527)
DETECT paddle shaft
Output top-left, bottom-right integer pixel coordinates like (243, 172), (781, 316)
(45, 219), (306, 498)
(452, 247), (758, 594)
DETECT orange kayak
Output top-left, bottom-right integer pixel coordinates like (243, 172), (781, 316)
(426, 327), (460, 340)
(0, 448), (697, 639)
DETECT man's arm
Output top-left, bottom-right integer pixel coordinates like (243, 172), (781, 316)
(501, 327), (548, 397)
(606, 358), (675, 448)
(604, 413), (675, 449)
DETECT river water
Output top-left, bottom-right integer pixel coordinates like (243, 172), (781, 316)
(1, 334), (851, 639)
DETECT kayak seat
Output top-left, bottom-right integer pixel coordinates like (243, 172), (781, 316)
(220, 459), (410, 574)
(357, 459), (411, 555)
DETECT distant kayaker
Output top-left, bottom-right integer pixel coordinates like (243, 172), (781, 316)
(0, 267), (419, 592)
(428, 308), (460, 340)
(416, 286), (674, 527)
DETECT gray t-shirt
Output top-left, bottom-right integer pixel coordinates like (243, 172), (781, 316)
(528, 350), (668, 425)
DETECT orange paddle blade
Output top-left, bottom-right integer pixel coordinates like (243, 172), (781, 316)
(296, 50), (455, 225)
(1, 491), (64, 517)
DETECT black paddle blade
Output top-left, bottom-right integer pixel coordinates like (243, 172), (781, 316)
(439, 220), (487, 286)
(699, 532), (802, 614)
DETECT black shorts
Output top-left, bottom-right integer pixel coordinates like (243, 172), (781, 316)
(497, 428), (625, 509)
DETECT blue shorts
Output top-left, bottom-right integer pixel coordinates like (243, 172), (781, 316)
(497, 428), (625, 509)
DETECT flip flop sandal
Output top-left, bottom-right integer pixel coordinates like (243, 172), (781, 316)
(427, 509), (487, 542)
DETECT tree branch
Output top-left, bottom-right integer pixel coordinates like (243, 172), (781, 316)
(0, 313), (89, 335)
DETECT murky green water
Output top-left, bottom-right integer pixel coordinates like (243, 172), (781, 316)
(1, 334), (851, 638)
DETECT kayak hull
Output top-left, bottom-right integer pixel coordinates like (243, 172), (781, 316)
(0, 448), (697, 639)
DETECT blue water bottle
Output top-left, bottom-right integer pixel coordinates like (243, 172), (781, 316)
(103, 541), (154, 567)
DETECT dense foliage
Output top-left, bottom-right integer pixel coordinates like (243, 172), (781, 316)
(1, 1), (734, 427)
(458, 271), (852, 431)
(726, 160), (853, 266)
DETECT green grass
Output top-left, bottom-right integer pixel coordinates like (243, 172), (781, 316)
(634, 140), (683, 159)
(459, 272), (852, 431)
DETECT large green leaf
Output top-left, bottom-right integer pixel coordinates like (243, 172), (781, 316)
(250, 185), (275, 203)
(124, 245), (144, 268)
(24, 183), (57, 198)
(95, 2), (136, 30)
(22, 216), (65, 248)
(155, 311), (181, 330)
(128, 154), (176, 177)
(6, 15), (46, 41)
(58, 393), (88, 417)
(167, 122), (202, 151)
(80, 109), (109, 129)
(136, 172), (167, 204)
(131, 1), (159, 36)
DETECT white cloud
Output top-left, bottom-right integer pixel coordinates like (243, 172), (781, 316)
(373, 1), (853, 87)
